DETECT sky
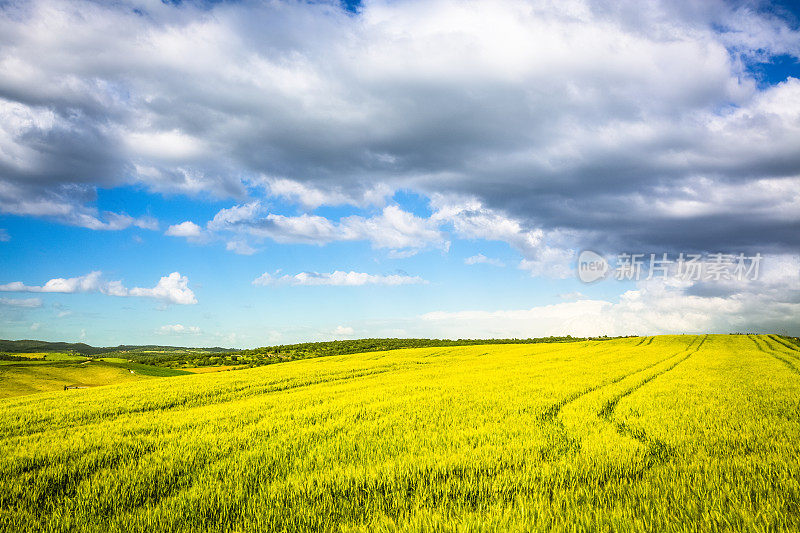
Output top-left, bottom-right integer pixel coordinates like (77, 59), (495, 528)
(0, 0), (799, 347)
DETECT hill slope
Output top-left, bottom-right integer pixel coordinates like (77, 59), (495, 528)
(0, 339), (233, 355)
(1, 334), (799, 531)
(0, 357), (191, 399)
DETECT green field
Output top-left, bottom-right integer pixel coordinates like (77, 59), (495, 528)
(0, 358), (191, 399)
(1, 334), (799, 531)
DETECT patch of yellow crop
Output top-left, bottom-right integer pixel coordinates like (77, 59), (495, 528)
(1, 334), (799, 532)
(184, 365), (238, 374)
(0, 361), (146, 399)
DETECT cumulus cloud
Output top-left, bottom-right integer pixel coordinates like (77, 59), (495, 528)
(157, 324), (201, 335)
(421, 254), (800, 337)
(128, 273), (198, 305)
(0, 0), (799, 334)
(0, 271), (197, 305)
(432, 196), (576, 276)
(263, 177), (391, 209)
(165, 220), (213, 244)
(210, 203), (446, 253)
(518, 247), (576, 279)
(0, 0), (797, 258)
(0, 271), (108, 294)
(165, 221), (203, 238)
(253, 270), (427, 287)
(432, 198), (543, 254)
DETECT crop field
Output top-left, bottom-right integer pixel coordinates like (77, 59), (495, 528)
(1, 334), (799, 532)
(0, 358), (190, 399)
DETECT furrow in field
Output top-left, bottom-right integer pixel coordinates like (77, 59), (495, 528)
(768, 334), (800, 350)
(0, 365), (401, 441)
(595, 335), (708, 468)
(0, 364), (404, 507)
(537, 343), (690, 423)
(599, 335), (706, 420)
(0, 369), (388, 514)
(750, 335), (800, 375)
(556, 336), (702, 468)
(765, 335), (800, 358)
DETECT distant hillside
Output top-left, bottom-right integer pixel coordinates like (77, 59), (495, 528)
(0, 339), (233, 355)
(237, 336), (590, 359)
(1, 335), (612, 368)
(124, 336), (601, 369)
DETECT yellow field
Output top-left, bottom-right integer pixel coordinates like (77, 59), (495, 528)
(0, 360), (144, 399)
(1, 334), (799, 531)
(0, 359), (190, 399)
(184, 365), (239, 374)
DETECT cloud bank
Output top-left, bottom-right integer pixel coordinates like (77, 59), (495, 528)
(0, 0), (798, 256)
(0, 271), (197, 305)
(422, 254), (800, 336)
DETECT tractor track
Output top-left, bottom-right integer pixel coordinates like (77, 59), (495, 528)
(750, 335), (800, 375)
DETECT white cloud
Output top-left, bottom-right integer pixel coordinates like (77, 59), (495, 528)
(343, 206), (445, 250)
(253, 270), (427, 287)
(434, 196), (575, 276)
(204, 197), (574, 275)
(0, 271), (106, 294)
(225, 239), (257, 255)
(125, 130), (206, 162)
(165, 221), (203, 238)
(165, 220), (212, 244)
(465, 254), (505, 267)
(0, 0), (798, 260)
(333, 325), (355, 336)
(0, 0), (797, 333)
(0, 228), (9, 242)
(0, 297), (42, 308)
(157, 324), (201, 335)
(0, 177), (158, 231)
(264, 177), (391, 209)
(432, 197), (543, 255)
(82, 212), (158, 232)
(518, 247), (575, 279)
(0, 271), (197, 305)
(209, 203), (446, 253)
(420, 254), (800, 337)
(208, 202), (264, 229)
(129, 272), (198, 305)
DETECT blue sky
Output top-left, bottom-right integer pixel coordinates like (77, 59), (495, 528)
(1, 185), (620, 346)
(0, 0), (799, 347)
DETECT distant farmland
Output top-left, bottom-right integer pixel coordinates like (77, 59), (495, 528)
(1, 334), (799, 531)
